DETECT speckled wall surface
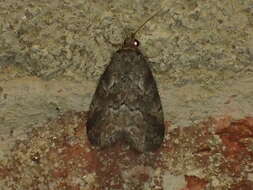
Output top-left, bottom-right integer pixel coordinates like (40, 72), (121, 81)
(0, 0), (253, 189)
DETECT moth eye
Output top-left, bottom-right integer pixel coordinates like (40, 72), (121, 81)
(133, 39), (140, 47)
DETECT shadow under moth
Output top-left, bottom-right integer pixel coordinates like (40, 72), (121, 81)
(86, 11), (165, 152)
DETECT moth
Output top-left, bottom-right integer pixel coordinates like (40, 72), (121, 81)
(86, 11), (165, 152)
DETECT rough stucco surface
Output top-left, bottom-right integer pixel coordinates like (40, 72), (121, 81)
(0, 0), (253, 189)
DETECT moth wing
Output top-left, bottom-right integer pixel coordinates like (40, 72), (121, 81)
(86, 56), (121, 147)
(132, 60), (165, 151)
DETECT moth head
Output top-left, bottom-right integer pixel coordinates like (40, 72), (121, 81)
(122, 9), (165, 50)
(122, 33), (140, 49)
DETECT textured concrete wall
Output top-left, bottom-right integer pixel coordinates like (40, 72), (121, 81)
(1, 0), (253, 188)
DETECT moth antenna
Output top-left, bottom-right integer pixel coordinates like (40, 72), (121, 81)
(133, 9), (165, 36)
